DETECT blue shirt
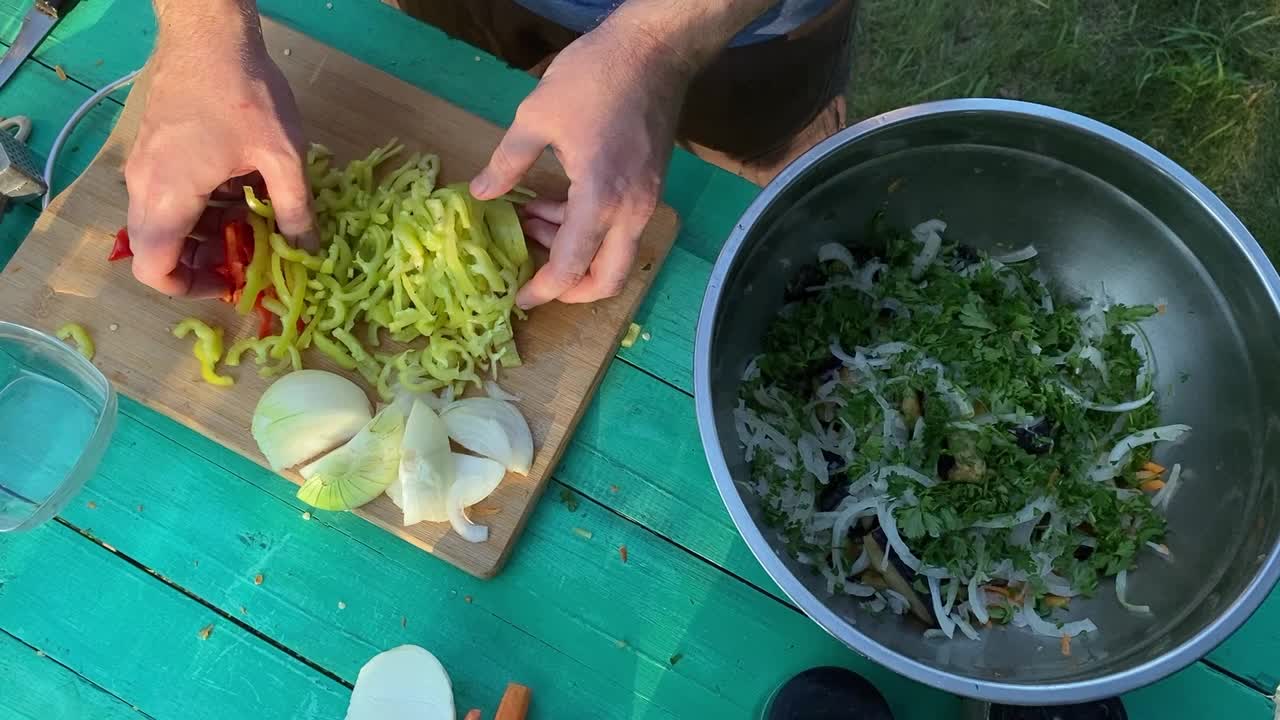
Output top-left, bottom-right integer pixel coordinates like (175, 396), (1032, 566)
(512, 1), (836, 47)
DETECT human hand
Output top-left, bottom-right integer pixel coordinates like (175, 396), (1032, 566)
(125, 9), (314, 297)
(469, 19), (693, 308)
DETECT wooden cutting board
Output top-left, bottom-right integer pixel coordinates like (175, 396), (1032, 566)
(0, 19), (679, 578)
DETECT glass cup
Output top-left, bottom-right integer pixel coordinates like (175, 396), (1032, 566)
(0, 321), (116, 531)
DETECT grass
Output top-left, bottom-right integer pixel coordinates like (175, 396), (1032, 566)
(847, 0), (1280, 261)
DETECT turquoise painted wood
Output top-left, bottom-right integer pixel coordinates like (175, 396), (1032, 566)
(0, 523), (351, 719)
(49, 397), (963, 719)
(0, 631), (146, 720)
(0, 0), (1276, 716)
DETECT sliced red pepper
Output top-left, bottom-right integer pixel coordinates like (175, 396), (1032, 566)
(108, 228), (133, 261)
(213, 219), (254, 304)
(254, 288), (277, 339)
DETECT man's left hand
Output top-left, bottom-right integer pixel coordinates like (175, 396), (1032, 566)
(469, 20), (693, 308)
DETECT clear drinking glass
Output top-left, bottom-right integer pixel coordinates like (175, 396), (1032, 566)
(0, 321), (116, 532)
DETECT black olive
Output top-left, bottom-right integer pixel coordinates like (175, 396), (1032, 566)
(783, 265), (825, 303)
(816, 474), (852, 513)
(1074, 545), (1095, 561)
(1012, 418), (1055, 455)
(936, 453), (956, 480)
(955, 243), (982, 264)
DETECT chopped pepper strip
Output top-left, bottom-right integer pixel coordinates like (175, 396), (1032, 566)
(55, 323), (95, 360)
(107, 228), (133, 261)
(235, 211), (274, 316)
(255, 288), (277, 339)
(172, 318), (233, 386)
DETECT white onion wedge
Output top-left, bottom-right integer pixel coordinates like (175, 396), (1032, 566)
(442, 398), (533, 475)
(252, 370), (371, 471)
(392, 400), (454, 525)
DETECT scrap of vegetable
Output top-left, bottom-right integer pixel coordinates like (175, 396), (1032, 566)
(739, 214), (1187, 642)
(254, 574), (263, 586)
(197, 624), (214, 640)
(55, 323), (94, 360)
(298, 399), (408, 511)
(560, 489), (580, 512)
(573, 527), (593, 540)
(620, 322), (642, 348)
(619, 545), (628, 563)
(172, 318), (233, 386)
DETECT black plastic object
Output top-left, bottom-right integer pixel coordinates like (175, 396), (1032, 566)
(988, 698), (1127, 720)
(764, 667), (894, 720)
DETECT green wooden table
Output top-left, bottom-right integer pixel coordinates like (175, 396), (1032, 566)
(1, 2), (1276, 717)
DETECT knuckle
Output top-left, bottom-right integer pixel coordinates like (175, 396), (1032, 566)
(553, 267), (587, 288)
(600, 275), (627, 298)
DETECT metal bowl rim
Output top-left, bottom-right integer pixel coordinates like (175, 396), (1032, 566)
(693, 98), (1280, 703)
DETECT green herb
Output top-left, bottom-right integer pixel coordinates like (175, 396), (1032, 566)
(738, 218), (1181, 627)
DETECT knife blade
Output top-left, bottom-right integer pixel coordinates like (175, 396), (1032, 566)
(0, 0), (64, 91)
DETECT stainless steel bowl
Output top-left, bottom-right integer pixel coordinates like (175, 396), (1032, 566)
(694, 99), (1280, 704)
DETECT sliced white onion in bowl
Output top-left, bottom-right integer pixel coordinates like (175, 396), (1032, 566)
(1115, 569), (1151, 614)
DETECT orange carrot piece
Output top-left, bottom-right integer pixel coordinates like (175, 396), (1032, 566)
(1141, 478), (1166, 492)
(1061, 635), (1072, 656)
(1143, 461), (1166, 474)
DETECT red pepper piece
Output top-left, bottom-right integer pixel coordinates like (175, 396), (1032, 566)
(213, 219), (254, 304)
(254, 289), (276, 339)
(108, 228), (133, 261)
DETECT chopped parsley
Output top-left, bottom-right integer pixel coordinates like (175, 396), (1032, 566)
(736, 217), (1184, 638)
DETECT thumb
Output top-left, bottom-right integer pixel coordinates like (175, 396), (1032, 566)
(127, 187), (209, 296)
(471, 126), (545, 201)
(258, 152), (318, 251)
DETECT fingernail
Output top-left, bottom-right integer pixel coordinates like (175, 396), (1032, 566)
(292, 229), (320, 252)
(470, 173), (491, 199)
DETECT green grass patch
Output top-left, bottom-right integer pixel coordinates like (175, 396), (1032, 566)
(848, 0), (1280, 261)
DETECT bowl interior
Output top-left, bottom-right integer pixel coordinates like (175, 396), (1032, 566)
(703, 106), (1280, 693)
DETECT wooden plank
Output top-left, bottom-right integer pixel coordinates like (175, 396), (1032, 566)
(9, 0), (1280, 702)
(1127, 662), (1275, 719)
(0, 19), (680, 580)
(561, 361), (780, 594)
(0, 51), (124, 196)
(0, 631), (146, 720)
(0, 523), (352, 720)
(50, 400), (963, 720)
(1211, 590), (1280, 693)
(2, 203), (38, 269)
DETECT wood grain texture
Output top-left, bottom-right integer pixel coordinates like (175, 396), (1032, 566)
(4, 0), (1278, 710)
(0, 522), (352, 720)
(33, 398), (965, 720)
(0, 631), (146, 720)
(0, 19), (679, 579)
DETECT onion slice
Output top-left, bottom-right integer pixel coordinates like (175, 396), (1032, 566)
(252, 370), (372, 471)
(442, 398), (534, 475)
(391, 400), (455, 525)
(1115, 569), (1151, 614)
(446, 454), (507, 543)
(297, 399), (407, 511)
(345, 645), (455, 720)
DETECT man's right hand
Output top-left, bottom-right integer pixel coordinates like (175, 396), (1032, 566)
(126, 1), (314, 297)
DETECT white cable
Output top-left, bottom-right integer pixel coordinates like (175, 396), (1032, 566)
(42, 69), (141, 209)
